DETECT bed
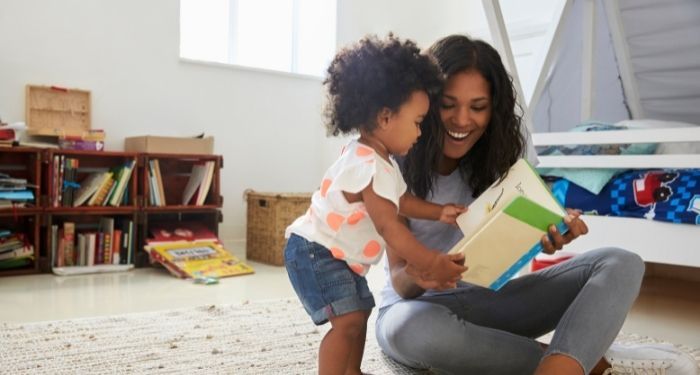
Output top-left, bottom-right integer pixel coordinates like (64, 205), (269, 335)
(482, 0), (700, 269)
(532, 126), (700, 268)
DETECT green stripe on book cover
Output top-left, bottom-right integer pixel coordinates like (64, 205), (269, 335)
(502, 195), (563, 232)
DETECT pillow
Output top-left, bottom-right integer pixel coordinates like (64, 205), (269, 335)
(538, 121), (657, 194)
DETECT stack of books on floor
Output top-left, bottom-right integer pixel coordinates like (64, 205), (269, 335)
(0, 229), (34, 270)
(0, 173), (35, 208)
(145, 222), (254, 279)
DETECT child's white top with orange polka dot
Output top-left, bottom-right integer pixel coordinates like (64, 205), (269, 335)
(285, 139), (407, 276)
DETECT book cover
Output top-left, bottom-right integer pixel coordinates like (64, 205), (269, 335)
(111, 229), (122, 265)
(196, 161), (215, 205)
(86, 232), (96, 266)
(99, 217), (114, 265)
(63, 222), (75, 266)
(0, 245), (33, 261)
(149, 241), (254, 279)
(88, 172), (114, 206)
(110, 160), (135, 206)
(182, 163), (207, 205)
(449, 158), (569, 290)
(153, 159), (167, 206)
(73, 172), (105, 207)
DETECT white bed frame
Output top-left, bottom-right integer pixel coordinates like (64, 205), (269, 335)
(484, 0), (700, 268)
(533, 128), (700, 268)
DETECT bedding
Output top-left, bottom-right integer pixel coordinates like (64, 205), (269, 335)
(551, 169), (700, 225)
(537, 121), (657, 194)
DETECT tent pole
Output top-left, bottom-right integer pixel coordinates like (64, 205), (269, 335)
(581, 0), (596, 122)
(527, 0), (571, 127)
(481, 0), (528, 129)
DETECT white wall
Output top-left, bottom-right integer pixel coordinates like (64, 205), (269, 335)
(0, 0), (325, 243)
(0, 0), (558, 243)
(326, 0), (486, 168)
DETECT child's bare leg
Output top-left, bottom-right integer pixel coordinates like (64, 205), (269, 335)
(344, 310), (370, 375)
(534, 354), (584, 375)
(319, 310), (368, 375)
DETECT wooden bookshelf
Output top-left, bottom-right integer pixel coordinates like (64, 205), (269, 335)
(0, 149), (224, 276)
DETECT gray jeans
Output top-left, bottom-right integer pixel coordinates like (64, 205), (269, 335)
(375, 248), (645, 375)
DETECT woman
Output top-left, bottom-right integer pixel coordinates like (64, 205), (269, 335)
(375, 35), (697, 375)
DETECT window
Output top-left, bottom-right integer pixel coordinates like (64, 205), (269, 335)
(180, 0), (337, 78)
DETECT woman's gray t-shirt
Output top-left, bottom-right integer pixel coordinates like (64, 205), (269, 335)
(378, 169), (475, 309)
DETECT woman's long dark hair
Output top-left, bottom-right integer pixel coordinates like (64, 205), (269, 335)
(403, 35), (526, 198)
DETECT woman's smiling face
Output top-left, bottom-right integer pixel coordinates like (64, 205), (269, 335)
(439, 69), (492, 164)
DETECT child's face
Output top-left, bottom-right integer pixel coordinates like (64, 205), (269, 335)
(378, 90), (430, 156)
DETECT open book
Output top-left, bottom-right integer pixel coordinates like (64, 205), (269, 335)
(449, 158), (569, 290)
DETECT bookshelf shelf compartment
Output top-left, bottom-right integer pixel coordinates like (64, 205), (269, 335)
(0, 147), (42, 213)
(140, 154), (222, 209)
(47, 212), (137, 271)
(0, 212), (41, 276)
(45, 150), (138, 209)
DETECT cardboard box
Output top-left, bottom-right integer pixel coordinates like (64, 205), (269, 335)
(124, 136), (214, 154)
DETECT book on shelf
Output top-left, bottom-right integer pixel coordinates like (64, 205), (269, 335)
(73, 172), (106, 207)
(0, 229), (34, 269)
(60, 157), (79, 207)
(146, 222), (219, 246)
(88, 172), (114, 206)
(154, 159), (167, 206)
(109, 159), (135, 206)
(0, 244), (33, 261)
(0, 256), (33, 270)
(148, 160), (165, 206)
(147, 159), (167, 206)
(196, 161), (215, 205)
(448, 158), (569, 291)
(148, 241), (254, 279)
(99, 217), (114, 265)
(182, 162), (207, 205)
(63, 222), (76, 266)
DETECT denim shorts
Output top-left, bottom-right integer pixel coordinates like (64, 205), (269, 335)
(284, 234), (375, 325)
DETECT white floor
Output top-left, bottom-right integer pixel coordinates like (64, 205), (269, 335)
(1, 245), (699, 349)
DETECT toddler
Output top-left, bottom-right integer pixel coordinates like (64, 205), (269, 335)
(284, 34), (468, 375)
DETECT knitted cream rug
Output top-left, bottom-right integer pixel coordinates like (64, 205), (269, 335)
(1, 298), (698, 374)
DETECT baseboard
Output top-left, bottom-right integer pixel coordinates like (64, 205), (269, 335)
(645, 262), (700, 283)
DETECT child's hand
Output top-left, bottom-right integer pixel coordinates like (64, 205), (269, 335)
(439, 204), (467, 225)
(407, 252), (467, 290)
(418, 251), (468, 288)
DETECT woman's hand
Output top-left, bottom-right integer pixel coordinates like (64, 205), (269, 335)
(540, 209), (589, 254)
(439, 204), (467, 225)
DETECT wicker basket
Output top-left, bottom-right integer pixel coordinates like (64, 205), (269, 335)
(245, 190), (312, 266)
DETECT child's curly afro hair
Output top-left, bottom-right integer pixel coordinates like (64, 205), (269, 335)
(323, 34), (443, 136)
